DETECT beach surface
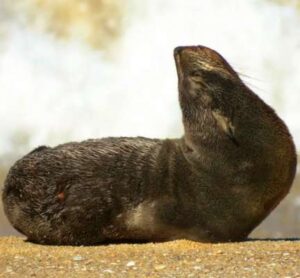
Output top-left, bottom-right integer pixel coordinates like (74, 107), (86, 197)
(0, 236), (299, 277)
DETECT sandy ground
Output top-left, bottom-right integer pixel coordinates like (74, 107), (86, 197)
(0, 237), (300, 277)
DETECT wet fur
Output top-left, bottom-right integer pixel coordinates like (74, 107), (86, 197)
(2, 46), (297, 245)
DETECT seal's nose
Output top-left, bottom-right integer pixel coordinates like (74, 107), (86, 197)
(174, 46), (185, 56)
(174, 45), (204, 57)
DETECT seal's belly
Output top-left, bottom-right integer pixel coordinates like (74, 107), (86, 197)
(101, 201), (168, 241)
(100, 200), (214, 242)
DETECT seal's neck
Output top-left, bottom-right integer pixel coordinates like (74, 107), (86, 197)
(179, 87), (236, 153)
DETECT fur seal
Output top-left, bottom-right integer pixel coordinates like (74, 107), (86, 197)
(2, 46), (297, 245)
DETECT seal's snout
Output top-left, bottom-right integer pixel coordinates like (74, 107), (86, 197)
(174, 46), (195, 57)
(174, 46), (185, 56)
(174, 45), (207, 57)
(174, 46), (202, 80)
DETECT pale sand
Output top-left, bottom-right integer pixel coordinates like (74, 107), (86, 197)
(0, 236), (299, 277)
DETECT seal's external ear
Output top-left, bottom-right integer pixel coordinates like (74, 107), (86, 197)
(212, 110), (239, 146)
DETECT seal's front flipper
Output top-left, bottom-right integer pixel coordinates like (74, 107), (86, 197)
(212, 110), (239, 146)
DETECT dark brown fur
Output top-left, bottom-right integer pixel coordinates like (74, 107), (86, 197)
(2, 46), (297, 245)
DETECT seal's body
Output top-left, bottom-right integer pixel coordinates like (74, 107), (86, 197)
(2, 46), (296, 245)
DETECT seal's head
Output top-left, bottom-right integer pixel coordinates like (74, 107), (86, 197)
(174, 45), (238, 81)
(174, 46), (296, 190)
(174, 45), (245, 147)
(174, 45), (295, 157)
(174, 45), (242, 109)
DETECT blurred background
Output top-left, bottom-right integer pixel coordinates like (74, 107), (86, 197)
(0, 0), (299, 238)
